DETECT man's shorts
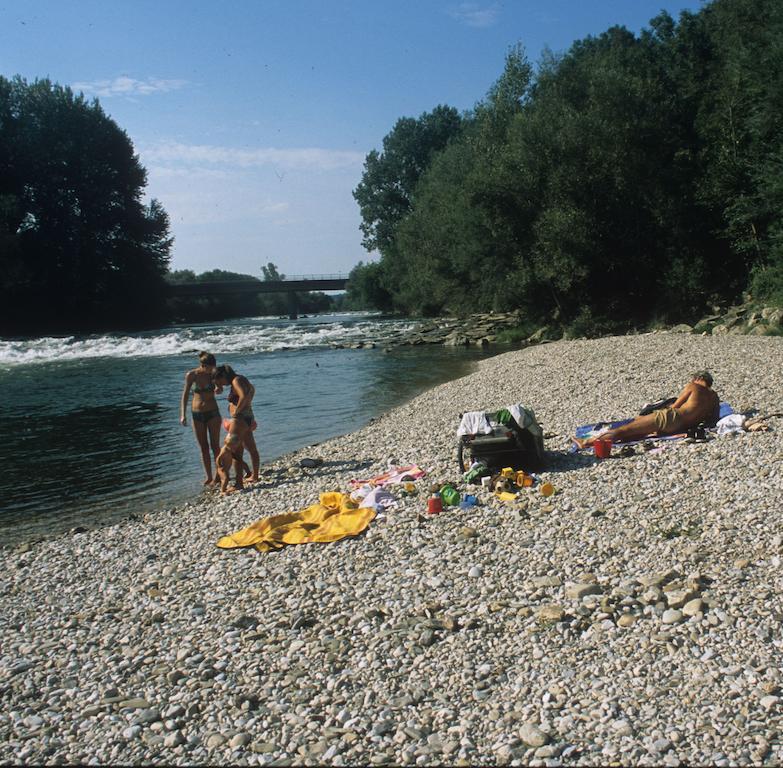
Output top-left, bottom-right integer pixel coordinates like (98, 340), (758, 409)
(653, 407), (685, 434)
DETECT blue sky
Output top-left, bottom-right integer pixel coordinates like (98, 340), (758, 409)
(1, 0), (703, 277)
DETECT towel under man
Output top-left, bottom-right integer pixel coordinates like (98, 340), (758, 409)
(574, 372), (720, 448)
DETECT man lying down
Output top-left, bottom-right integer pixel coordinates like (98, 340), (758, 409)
(573, 371), (720, 449)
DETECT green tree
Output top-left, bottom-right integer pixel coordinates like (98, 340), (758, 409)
(0, 76), (172, 334)
(353, 105), (462, 255)
(388, 46), (535, 315)
(166, 269), (197, 283)
(198, 269), (260, 282)
(357, 0), (783, 324)
(261, 262), (285, 281)
(344, 260), (393, 311)
(513, 24), (686, 320)
(691, 0), (783, 302)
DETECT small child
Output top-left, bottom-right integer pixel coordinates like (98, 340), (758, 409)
(215, 433), (251, 494)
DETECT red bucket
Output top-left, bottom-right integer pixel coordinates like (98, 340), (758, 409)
(594, 438), (612, 459)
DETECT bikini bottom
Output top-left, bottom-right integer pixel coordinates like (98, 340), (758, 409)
(192, 409), (220, 424)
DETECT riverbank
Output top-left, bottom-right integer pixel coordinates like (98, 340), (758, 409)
(2, 332), (782, 765)
(342, 299), (783, 350)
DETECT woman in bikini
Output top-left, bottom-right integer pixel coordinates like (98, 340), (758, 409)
(214, 364), (260, 487)
(180, 352), (222, 485)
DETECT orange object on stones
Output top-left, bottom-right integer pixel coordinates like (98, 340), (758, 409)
(594, 438), (612, 459)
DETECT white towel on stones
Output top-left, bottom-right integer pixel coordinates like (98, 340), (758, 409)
(716, 414), (746, 435)
(457, 411), (493, 437)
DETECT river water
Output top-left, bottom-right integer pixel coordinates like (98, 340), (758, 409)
(0, 314), (503, 544)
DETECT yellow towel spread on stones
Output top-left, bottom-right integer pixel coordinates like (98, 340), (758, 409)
(216, 492), (376, 553)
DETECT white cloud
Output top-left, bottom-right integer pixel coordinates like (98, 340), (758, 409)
(448, 2), (500, 28)
(142, 141), (365, 172)
(261, 202), (290, 215)
(146, 165), (233, 182)
(71, 76), (187, 98)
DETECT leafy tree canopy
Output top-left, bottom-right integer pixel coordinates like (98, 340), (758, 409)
(344, 260), (393, 312)
(0, 76), (172, 335)
(261, 262), (285, 282)
(352, 105), (463, 255)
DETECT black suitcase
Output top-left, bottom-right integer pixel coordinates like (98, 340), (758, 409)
(458, 419), (545, 473)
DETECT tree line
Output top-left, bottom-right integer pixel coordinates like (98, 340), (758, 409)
(348, 0), (783, 334)
(4, 0), (780, 337)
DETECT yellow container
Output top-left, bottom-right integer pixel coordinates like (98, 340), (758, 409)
(501, 467), (514, 478)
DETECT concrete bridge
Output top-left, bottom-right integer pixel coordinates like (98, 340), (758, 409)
(166, 274), (350, 319)
(166, 274), (349, 298)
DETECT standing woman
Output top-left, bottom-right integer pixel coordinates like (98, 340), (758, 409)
(214, 364), (260, 485)
(180, 352), (222, 486)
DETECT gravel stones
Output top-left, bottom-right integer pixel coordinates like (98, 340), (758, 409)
(565, 582), (603, 599)
(205, 733), (226, 749)
(532, 574), (562, 588)
(2, 332), (783, 766)
(229, 733), (251, 749)
(682, 598), (704, 617)
(537, 604), (565, 622)
(118, 698), (151, 710)
(163, 731), (186, 748)
(519, 723), (550, 748)
(662, 609), (683, 624)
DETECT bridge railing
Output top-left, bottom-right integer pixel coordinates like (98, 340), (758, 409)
(167, 273), (350, 285)
(270, 274), (350, 282)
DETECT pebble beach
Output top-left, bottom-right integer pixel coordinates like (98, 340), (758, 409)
(2, 331), (782, 766)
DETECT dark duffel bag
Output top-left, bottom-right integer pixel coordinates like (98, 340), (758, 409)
(457, 407), (545, 473)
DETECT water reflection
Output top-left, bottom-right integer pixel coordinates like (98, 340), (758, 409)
(0, 402), (169, 541)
